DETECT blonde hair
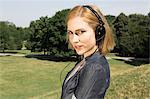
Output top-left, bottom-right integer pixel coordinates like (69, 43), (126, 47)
(66, 5), (115, 55)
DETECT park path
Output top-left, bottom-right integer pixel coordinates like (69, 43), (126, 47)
(0, 53), (25, 56)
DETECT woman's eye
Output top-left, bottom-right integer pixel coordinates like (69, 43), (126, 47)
(78, 30), (86, 35)
(81, 30), (86, 33)
(68, 31), (73, 35)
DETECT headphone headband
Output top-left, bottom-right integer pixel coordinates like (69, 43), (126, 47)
(82, 5), (104, 26)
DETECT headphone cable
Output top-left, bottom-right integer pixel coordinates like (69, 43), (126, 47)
(60, 62), (72, 86)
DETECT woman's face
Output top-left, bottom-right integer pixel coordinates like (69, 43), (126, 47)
(67, 17), (97, 57)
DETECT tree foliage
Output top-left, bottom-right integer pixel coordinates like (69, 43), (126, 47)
(1, 9), (149, 58)
(28, 9), (74, 56)
(48, 9), (73, 56)
(0, 22), (21, 51)
(113, 13), (150, 57)
(0, 21), (31, 52)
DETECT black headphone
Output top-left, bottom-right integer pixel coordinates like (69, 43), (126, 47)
(83, 5), (106, 42)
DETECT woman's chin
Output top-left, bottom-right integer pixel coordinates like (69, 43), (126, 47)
(76, 50), (84, 56)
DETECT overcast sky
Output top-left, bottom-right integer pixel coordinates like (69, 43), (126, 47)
(0, 0), (150, 27)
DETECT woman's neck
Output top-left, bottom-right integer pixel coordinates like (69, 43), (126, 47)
(84, 45), (98, 58)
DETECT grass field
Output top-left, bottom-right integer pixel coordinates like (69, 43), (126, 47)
(0, 55), (149, 99)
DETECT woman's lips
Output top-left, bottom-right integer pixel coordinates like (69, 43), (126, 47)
(74, 45), (83, 50)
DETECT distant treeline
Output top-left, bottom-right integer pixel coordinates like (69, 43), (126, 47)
(0, 9), (149, 58)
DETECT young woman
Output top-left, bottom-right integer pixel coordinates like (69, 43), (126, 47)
(61, 5), (115, 99)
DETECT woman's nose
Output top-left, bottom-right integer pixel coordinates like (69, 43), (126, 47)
(72, 34), (80, 43)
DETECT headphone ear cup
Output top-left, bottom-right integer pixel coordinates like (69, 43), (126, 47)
(95, 25), (106, 41)
(95, 25), (101, 40)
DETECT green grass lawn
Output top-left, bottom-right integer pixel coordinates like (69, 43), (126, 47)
(0, 56), (149, 99)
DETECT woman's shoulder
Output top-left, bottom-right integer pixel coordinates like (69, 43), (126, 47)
(78, 52), (110, 82)
(84, 51), (109, 71)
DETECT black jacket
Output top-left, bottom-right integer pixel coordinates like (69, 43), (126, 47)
(61, 51), (110, 99)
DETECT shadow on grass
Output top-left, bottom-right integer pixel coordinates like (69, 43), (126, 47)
(113, 58), (149, 66)
(25, 54), (78, 62)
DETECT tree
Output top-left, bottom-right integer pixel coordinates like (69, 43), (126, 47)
(47, 9), (73, 56)
(105, 15), (116, 26)
(128, 14), (150, 57)
(113, 13), (149, 58)
(113, 13), (129, 56)
(29, 18), (48, 52)
(0, 21), (23, 51)
(148, 12), (150, 17)
(28, 9), (74, 56)
(0, 22), (9, 52)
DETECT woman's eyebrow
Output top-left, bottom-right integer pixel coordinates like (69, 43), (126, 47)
(67, 30), (72, 32)
(67, 28), (86, 33)
(75, 28), (86, 32)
